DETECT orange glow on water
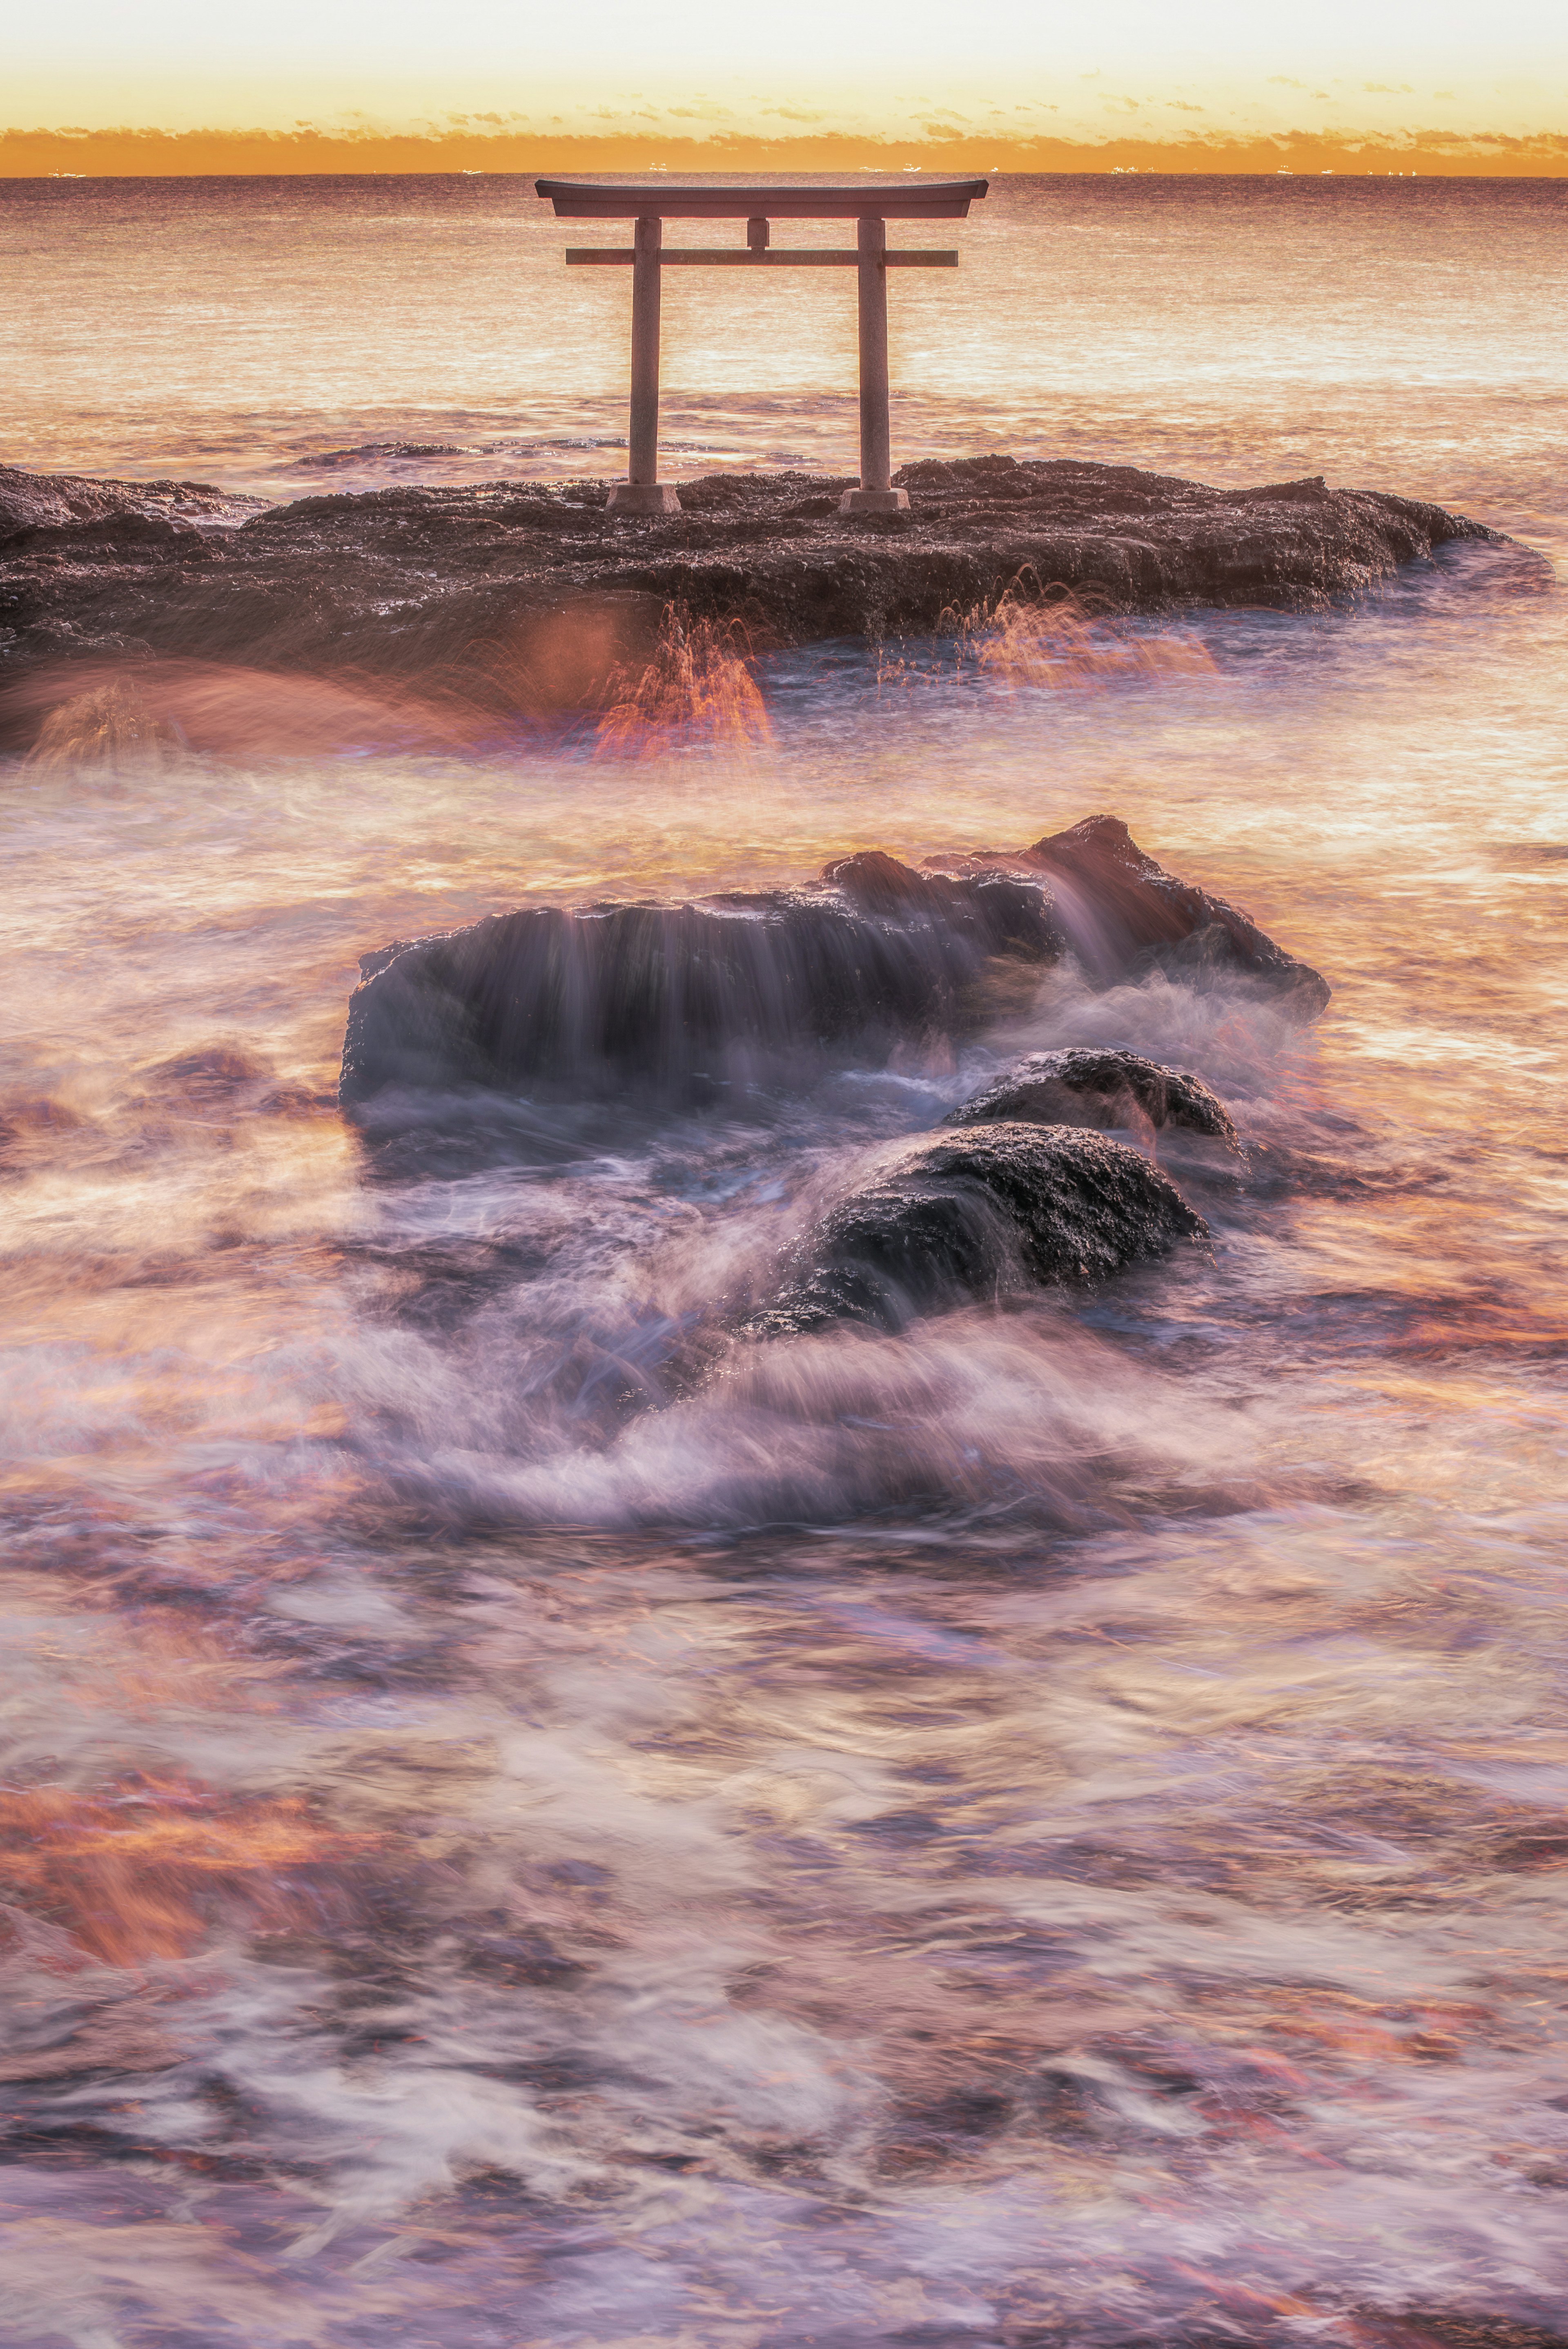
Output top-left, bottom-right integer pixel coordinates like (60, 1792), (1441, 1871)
(0, 1778), (372, 1965)
(13, 660), (463, 765)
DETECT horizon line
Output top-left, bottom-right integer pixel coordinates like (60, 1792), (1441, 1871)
(4, 124), (1568, 179)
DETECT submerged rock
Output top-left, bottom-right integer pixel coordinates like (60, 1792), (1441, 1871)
(339, 822), (1327, 1109)
(1, 454), (1530, 744)
(749, 1124), (1209, 1337)
(947, 1046), (1241, 1150)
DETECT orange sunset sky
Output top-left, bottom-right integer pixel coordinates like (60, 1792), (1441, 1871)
(5, 0), (1567, 174)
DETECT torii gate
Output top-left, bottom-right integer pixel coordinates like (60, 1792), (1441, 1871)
(535, 177), (988, 516)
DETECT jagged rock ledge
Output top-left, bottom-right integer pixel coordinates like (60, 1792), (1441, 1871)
(0, 454), (1533, 740)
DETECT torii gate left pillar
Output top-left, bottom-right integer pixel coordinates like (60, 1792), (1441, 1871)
(535, 178), (989, 517)
(625, 214), (670, 511)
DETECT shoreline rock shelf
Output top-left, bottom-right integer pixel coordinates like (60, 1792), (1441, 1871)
(0, 455), (1532, 738)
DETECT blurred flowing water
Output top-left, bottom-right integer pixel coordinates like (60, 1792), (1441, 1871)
(2, 175), (1568, 2347)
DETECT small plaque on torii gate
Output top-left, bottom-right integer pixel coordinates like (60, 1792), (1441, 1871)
(535, 177), (989, 515)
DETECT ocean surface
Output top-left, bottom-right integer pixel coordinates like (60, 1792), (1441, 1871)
(3, 173), (1568, 2348)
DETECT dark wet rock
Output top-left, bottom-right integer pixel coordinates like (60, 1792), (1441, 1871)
(285, 441), (472, 471)
(929, 813), (1332, 1016)
(948, 1046), (1241, 1150)
(1361, 2318), (1568, 2349)
(748, 1124), (1209, 1337)
(0, 454), (1532, 742)
(340, 858), (1064, 1108)
(2, 616), (155, 665)
(820, 848), (968, 918)
(340, 822), (1325, 1110)
(0, 462), (259, 542)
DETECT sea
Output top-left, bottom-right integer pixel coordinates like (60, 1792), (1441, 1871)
(2, 172), (1568, 2348)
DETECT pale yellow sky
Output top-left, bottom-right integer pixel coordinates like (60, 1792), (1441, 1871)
(9, 0), (1566, 143)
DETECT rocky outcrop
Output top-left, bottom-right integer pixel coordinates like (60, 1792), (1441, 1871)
(0, 463), (258, 542)
(339, 857), (1066, 1108)
(930, 814), (1333, 1017)
(747, 1124), (1209, 1337)
(947, 1046), (1241, 1149)
(0, 455), (1531, 744)
(340, 818), (1327, 1110)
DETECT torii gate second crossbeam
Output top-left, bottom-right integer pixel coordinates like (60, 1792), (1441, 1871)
(535, 178), (988, 516)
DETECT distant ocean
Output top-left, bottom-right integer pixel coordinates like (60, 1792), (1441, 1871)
(7, 172), (1567, 540)
(5, 172), (1568, 2348)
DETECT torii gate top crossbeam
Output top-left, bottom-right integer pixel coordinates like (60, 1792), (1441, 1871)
(536, 177), (988, 219)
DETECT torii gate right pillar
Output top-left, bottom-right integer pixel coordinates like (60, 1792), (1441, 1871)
(840, 216), (909, 517)
(610, 216), (682, 516)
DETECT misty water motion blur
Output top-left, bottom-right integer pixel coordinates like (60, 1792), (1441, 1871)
(2, 173), (1568, 2349)
(954, 579), (1220, 693)
(594, 609), (771, 757)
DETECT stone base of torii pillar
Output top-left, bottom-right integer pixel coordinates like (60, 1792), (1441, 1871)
(606, 484), (683, 514)
(839, 488), (910, 515)
(611, 481), (907, 517)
